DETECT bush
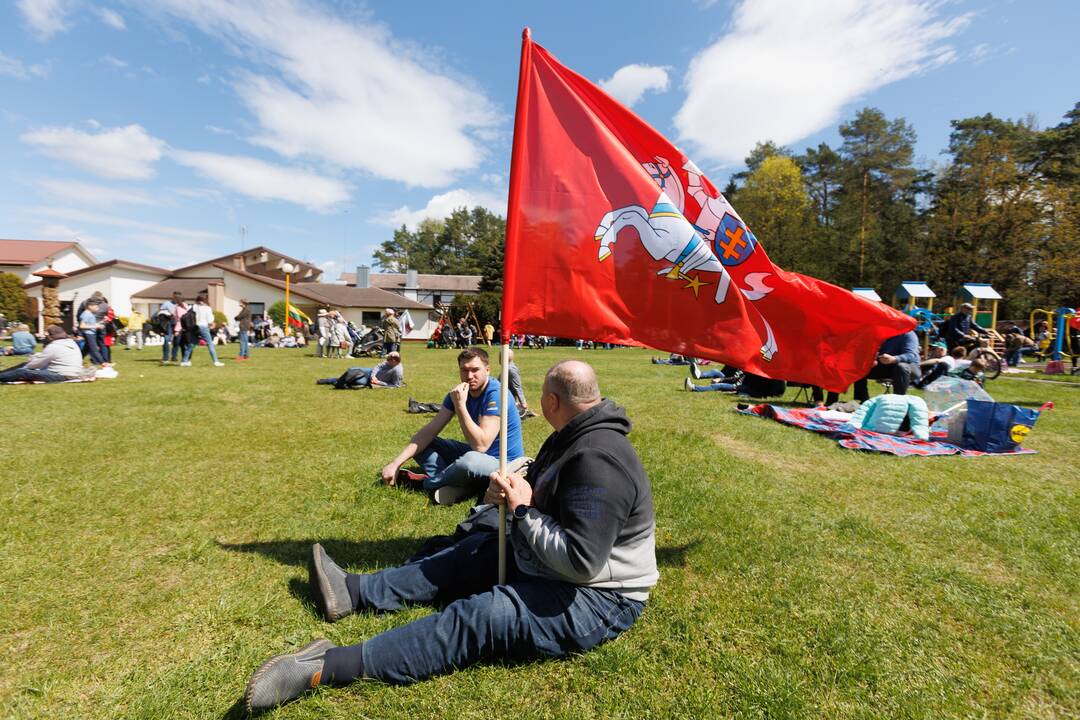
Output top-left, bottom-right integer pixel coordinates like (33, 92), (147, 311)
(213, 311), (227, 327)
(0, 272), (28, 323)
(268, 300), (287, 329)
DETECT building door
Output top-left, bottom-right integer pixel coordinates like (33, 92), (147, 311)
(59, 300), (74, 334)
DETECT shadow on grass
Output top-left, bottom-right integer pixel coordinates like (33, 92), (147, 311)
(217, 537), (424, 569)
(220, 698), (246, 720)
(656, 540), (700, 567)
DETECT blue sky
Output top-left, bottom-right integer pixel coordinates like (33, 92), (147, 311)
(2, 0), (1077, 276)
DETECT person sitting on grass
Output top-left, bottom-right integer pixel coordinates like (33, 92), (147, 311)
(379, 348), (524, 505)
(913, 343), (961, 389)
(683, 367), (786, 397)
(0, 325), (84, 384)
(952, 356), (987, 385)
(241, 360), (657, 714)
(967, 337), (1002, 366)
(1004, 327), (1036, 366)
(651, 352), (690, 365)
(3, 324), (36, 356)
(317, 351), (404, 389)
(819, 330), (921, 406)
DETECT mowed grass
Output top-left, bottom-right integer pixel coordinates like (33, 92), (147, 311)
(1, 344), (1077, 719)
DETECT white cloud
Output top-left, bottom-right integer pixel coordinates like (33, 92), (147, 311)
(20, 123), (166, 179)
(0, 51), (50, 79)
(98, 7), (126, 30)
(599, 64), (670, 107)
(169, 149), (349, 211)
(27, 205), (227, 266)
(196, 74), (211, 84)
(35, 178), (163, 207)
(17, 0), (74, 40)
(675, 0), (971, 164)
(379, 188), (505, 229)
(101, 55), (128, 68)
(143, 0), (499, 186)
(480, 173), (503, 185)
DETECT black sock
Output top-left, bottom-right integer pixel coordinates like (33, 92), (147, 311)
(321, 644), (364, 685)
(345, 573), (363, 610)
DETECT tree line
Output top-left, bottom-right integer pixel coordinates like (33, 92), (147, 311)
(374, 102), (1080, 323)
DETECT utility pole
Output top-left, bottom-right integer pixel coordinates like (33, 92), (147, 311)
(240, 225), (247, 251)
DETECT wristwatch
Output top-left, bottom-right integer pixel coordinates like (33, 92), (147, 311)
(513, 504), (530, 520)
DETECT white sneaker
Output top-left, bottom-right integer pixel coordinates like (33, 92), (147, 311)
(684, 377), (694, 392)
(180, 361), (192, 367)
(214, 361), (224, 367)
(690, 362), (701, 379)
(432, 485), (475, 506)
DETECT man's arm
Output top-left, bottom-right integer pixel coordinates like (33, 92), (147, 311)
(448, 383), (500, 451)
(24, 346), (53, 370)
(380, 408), (454, 482)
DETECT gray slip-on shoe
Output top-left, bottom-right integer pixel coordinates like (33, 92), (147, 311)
(310, 543), (353, 622)
(244, 638), (334, 713)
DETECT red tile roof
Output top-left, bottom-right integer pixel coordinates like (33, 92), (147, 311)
(0, 239), (79, 266)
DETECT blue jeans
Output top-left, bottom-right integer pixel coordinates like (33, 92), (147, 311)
(321, 532), (644, 686)
(416, 437), (500, 493)
(0, 364), (69, 383)
(697, 369), (726, 379)
(182, 326), (219, 363)
(81, 330), (105, 365)
(691, 381), (737, 392)
(239, 330), (250, 358)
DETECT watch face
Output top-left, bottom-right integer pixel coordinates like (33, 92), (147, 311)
(514, 505), (528, 519)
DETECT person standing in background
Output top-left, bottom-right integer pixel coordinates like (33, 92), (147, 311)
(235, 299), (252, 361)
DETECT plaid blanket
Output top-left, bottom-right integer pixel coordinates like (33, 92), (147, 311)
(739, 404), (1035, 457)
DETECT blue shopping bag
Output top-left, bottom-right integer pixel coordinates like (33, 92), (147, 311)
(961, 399), (1040, 453)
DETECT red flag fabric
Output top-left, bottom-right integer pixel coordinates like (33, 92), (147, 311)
(501, 32), (916, 392)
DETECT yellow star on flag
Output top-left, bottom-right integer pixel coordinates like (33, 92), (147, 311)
(682, 273), (709, 297)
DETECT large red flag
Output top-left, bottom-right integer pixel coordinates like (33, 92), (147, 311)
(501, 31), (916, 392)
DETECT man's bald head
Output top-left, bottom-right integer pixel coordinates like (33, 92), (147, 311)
(545, 360), (601, 408)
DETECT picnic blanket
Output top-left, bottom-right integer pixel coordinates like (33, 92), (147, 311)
(739, 404), (1035, 457)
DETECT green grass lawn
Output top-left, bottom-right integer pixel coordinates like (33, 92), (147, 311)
(2, 344), (1077, 719)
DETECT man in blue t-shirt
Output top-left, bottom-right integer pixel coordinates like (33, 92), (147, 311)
(381, 348), (524, 505)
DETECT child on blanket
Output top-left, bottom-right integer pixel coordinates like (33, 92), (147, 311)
(845, 394), (930, 440)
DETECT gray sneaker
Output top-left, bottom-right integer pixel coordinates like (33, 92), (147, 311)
(432, 484), (475, 506)
(310, 543), (353, 622)
(690, 362), (701, 379)
(244, 638), (334, 713)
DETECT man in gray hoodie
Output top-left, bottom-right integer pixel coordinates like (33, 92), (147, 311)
(244, 360), (657, 712)
(0, 326), (84, 383)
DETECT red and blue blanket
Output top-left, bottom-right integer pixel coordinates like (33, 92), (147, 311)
(740, 404), (1035, 457)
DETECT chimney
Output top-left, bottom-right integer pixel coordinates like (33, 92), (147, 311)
(355, 265), (370, 288)
(405, 268), (418, 289)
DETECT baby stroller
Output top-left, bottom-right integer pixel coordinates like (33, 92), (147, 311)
(350, 327), (384, 358)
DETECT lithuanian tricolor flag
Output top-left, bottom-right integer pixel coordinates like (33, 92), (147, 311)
(287, 303), (311, 327)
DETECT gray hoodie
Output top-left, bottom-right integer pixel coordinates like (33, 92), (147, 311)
(511, 399), (658, 601)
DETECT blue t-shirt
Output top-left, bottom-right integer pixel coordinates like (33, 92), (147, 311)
(11, 330), (36, 354)
(79, 310), (98, 329)
(442, 377), (524, 460)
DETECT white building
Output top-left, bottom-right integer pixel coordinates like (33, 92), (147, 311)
(0, 239), (97, 282)
(16, 242), (441, 339)
(338, 266), (481, 307)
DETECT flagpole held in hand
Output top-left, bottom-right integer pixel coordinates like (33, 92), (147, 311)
(497, 26), (533, 585)
(498, 342), (509, 585)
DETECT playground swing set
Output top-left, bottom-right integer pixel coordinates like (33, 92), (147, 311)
(1029, 306), (1078, 374)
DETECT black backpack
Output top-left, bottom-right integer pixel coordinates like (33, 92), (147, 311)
(180, 308), (197, 332)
